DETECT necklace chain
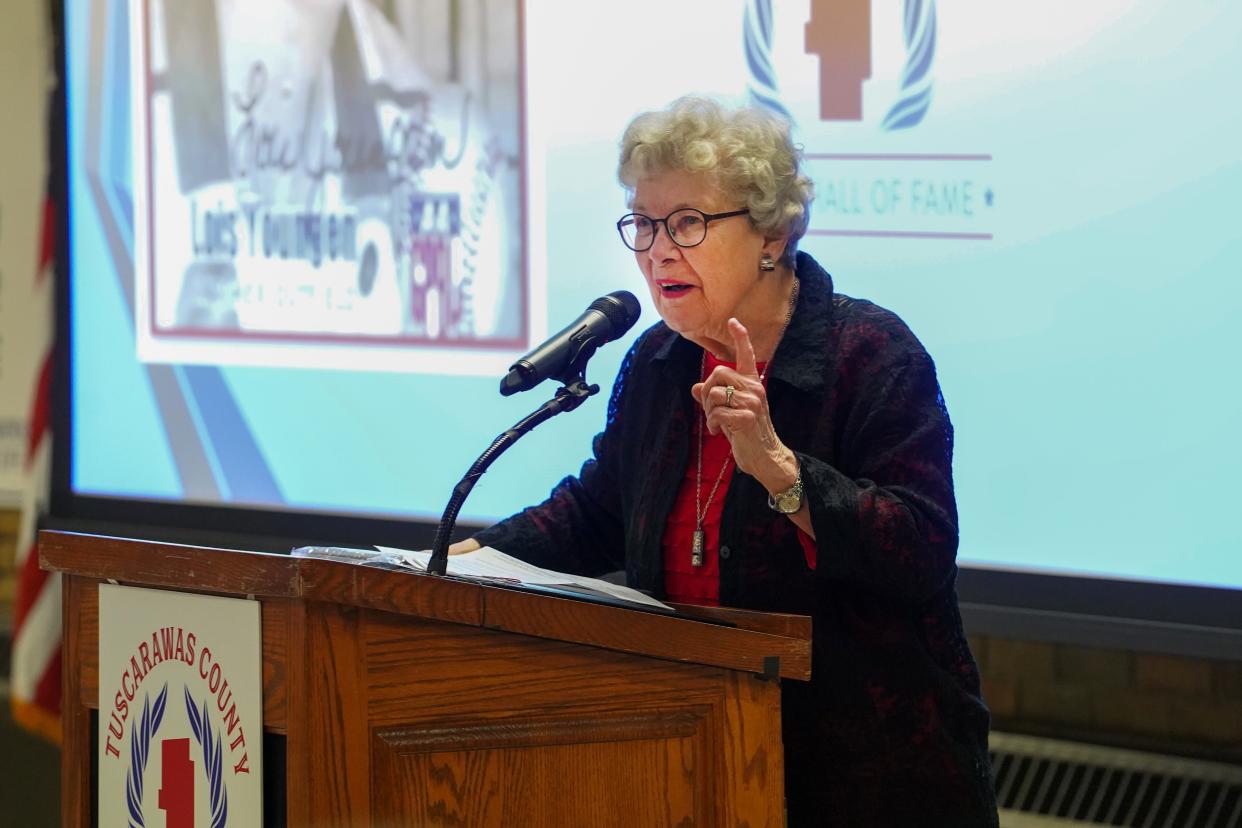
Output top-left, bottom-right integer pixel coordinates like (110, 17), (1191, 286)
(691, 277), (799, 566)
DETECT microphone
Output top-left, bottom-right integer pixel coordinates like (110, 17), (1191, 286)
(500, 291), (641, 395)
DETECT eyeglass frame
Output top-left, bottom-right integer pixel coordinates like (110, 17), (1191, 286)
(615, 207), (750, 252)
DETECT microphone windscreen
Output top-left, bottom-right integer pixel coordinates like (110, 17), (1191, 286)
(590, 290), (641, 336)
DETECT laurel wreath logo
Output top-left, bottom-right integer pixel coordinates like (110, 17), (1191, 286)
(881, 0), (938, 131)
(744, 0), (793, 120)
(742, 0), (938, 130)
(185, 685), (230, 828)
(125, 683), (168, 828)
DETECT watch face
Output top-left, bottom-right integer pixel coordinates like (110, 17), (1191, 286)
(769, 473), (803, 514)
(771, 483), (803, 514)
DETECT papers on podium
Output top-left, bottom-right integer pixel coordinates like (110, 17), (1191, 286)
(291, 544), (671, 612)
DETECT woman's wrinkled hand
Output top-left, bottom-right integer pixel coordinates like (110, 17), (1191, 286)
(690, 318), (799, 495)
(448, 538), (481, 555)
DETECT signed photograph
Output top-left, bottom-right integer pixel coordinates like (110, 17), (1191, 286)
(131, 0), (525, 362)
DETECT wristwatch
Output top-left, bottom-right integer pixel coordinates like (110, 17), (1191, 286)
(767, 468), (804, 515)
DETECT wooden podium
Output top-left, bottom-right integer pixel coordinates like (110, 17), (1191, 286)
(42, 530), (811, 827)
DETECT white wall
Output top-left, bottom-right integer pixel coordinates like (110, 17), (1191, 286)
(0, 0), (51, 501)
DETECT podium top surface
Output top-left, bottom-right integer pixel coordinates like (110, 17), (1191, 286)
(40, 530), (811, 680)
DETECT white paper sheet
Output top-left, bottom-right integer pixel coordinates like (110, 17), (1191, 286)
(374, 545), (671, 610)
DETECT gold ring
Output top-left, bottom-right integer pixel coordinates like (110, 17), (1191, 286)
(724, 385), (735, 407)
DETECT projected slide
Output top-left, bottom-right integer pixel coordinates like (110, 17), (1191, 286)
(66, 0), (1242, 591)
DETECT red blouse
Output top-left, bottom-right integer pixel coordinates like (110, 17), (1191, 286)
(662, 352), (816, 605)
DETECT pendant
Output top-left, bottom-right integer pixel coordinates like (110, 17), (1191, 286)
(691, 529), (705, 567)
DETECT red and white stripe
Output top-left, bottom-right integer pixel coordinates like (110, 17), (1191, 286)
(9, 197), (60, 743)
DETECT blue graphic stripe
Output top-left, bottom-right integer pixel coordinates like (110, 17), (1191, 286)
(744, 20), (772, 76)
(750, 87), (793, 121)
(744, 0), (793, 121)
(757, 0), (773, 43)
(882, 86), (933, 131)
(104, 0), (134, 243)
(884, 0), (937, 131)
(905, 0), (921, 43)
(173, 367), (232, 500)
(181, 366), (285, 504)
(903, 6), (937, 88)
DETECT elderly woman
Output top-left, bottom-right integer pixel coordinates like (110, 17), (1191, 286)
(454, 96), (998, 825)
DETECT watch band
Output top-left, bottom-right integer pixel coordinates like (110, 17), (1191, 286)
(767, 468), (803, 515)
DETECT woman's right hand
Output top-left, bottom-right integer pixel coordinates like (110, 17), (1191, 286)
(448, 538), (481, 555)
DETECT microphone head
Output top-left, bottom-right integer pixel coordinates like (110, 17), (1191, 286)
(499, 291), (641, 396)
(588, 290), (641, 338)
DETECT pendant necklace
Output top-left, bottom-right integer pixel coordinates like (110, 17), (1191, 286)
(691, 277), (799, 567)
(691, 399), (731, 567)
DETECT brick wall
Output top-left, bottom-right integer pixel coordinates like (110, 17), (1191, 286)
(972, 634), (1242, 763)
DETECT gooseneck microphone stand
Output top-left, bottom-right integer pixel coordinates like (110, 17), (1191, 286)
(425, 374), (599, 576)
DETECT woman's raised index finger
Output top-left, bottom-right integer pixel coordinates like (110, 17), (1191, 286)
(728, 318), (758, 377)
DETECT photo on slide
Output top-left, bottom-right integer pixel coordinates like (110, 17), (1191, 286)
(129, 0), (527, 373)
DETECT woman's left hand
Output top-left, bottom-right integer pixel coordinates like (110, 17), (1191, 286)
(691, 318), (800, 496)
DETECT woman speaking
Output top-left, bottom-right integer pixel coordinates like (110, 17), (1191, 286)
(456, 96), (998, 825)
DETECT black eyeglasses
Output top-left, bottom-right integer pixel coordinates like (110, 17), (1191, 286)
(616, 208), (750, 252)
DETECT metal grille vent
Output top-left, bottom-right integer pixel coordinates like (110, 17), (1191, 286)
(992, 732), (1242, 827)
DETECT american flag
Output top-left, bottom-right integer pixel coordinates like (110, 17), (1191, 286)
(9, 195), (59, 743)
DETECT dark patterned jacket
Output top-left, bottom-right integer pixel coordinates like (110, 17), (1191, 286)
(475, 252), (998, 826)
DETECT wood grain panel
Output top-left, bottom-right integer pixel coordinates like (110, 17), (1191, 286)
(372, 710), (710, 827)
(363, 613), (726, 725)
(482, 587), (811, 680)
(304, 602), (371, 825)
(667, 602), (813, 639)
(40, 531), (300, 597)
(61, 576), (93, 828)
(297, 561), (484, 627)
(284, 600), (311, 827)
(75, 579), (98, 709)
(717, 671), (785, 827)
(259, 599), (288, 732)
(374, 706), (708, 753)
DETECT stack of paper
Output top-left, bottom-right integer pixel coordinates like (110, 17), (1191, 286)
(291, 544), (670, 611)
